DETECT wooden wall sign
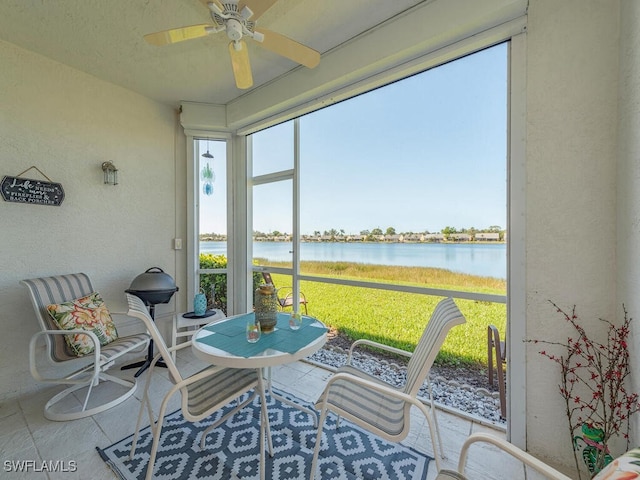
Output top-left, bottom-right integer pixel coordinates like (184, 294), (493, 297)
(1, 168), (65, 206)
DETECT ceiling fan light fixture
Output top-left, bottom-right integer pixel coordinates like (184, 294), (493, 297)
(225, 18), (243, 41)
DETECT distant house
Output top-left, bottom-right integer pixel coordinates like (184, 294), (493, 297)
(476, 232), (501, 241)
(347, 235), (364, 242)
(405, 233), (424, 242)
(450, 233), (471, 242)
(424, 233), (444, 242)
(384, 234), (403, 242)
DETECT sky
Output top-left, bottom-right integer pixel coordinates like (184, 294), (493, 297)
(199, 42), (507, 236)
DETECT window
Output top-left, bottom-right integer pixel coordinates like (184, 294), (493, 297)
(298, 45), (507, 274)
(196, 138), (228, 312)
(251, 120), (297, 271)
(247, 43), (509, 421)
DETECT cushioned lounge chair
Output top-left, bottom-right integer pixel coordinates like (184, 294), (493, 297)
(21, 273), (150, 421)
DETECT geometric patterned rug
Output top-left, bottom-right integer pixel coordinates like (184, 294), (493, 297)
(97, 388), (431, 480)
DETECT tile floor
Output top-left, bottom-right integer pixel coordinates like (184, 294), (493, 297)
(1, 349), (569, 480)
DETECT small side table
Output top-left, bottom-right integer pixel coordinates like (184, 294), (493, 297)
(172, 309), (225, 361)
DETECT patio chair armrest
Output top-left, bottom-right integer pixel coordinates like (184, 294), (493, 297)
(347, 339), (411, 364)
(147, 341), (191, 371)
(159, 365), (236, 406)
(110, 311), (141, 323)
(110, 311), (148, 333)
(169, 341), (192, 354)
(319, 371), (416, 408)
(278, 287), (308, 301)
(29, 329), (101, 383)
(457, 432), (572, 480)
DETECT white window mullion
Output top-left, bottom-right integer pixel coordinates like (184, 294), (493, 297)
(292, 118), (301, 311)
(230, 133), (250, 316)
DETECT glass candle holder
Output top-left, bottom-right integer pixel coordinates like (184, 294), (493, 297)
(246, 320), (261, 343)
(289, 312), (303, 331)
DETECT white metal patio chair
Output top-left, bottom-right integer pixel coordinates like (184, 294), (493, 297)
(125, 293), (273, 480)
(437, 432), (572, 480)
(21, 273), (150, 421)
(488, 324), (507, 418)
(262, 271), (309, 314)
(310, 297), (466, 478)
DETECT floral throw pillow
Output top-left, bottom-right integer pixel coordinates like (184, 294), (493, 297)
(592, 447), (640, 480)
(47, 292), (119, 356)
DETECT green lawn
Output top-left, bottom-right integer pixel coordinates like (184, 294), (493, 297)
(267, 262), (506, 367)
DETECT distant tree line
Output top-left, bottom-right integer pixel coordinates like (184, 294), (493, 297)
(201, 225), (506, 242)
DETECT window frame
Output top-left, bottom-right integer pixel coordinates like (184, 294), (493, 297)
(186, 132), (233, 314)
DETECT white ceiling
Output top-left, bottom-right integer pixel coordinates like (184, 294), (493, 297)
(0, 0), (427, 107)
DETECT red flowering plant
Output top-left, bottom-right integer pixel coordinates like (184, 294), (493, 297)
(530, 301), (640, 479)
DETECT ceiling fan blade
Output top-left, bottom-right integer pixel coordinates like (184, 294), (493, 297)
(144, 24), (212, 46)
(255, 28), (320, 68)
(240, 0), (278, 21)
(228, 40), (254, 89)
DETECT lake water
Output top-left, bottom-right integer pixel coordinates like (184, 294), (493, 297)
(200, 241), (506, 279)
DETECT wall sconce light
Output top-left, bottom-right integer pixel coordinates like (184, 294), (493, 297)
(101, 161), (118, 185)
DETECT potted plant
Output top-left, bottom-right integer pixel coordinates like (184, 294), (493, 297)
(530, 301), (640, 479)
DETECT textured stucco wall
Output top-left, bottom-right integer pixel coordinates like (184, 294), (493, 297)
(617, 0), (640, 443)
(525, 0), (621, 468)
(0, 39), (185, 400)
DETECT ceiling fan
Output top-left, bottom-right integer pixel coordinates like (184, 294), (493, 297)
(144, 0), (321, 89)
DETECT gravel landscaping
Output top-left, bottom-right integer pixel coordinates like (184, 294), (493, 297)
(307, 340), (507, 426)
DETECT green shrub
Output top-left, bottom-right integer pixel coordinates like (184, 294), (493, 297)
(198, 254), (262, 314)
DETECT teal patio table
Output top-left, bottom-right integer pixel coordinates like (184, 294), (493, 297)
(192, 312), (328, 423)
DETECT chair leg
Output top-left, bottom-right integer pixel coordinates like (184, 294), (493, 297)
(488, 325), (507, 418)
(200, 392), (258, 448)
(488, 326), (495, 386)
(130, 370), (156, 459)
(427, 382), (445, 460)
(145, 414), (165, 480)
(496, 350), (507, 418)
(414, 400), (442, 472)
(143, 393), (174, 480)
(171, 314), (178, 363)
(256, 375), (273, 480)
(309, 406), (329, 480)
